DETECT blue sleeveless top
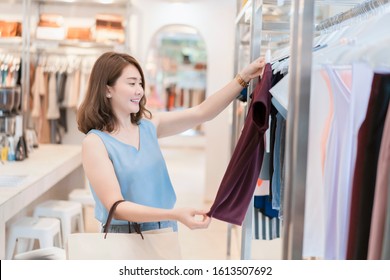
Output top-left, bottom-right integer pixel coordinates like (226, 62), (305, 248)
(88, 119), (177, 225)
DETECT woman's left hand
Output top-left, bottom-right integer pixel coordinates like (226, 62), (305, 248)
(173, 207), (212, 230)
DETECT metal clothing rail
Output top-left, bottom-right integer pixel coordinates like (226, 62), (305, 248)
(282, 0), (314, 260)
(240, 0), (263, 261)
(315, 0), (390, 31)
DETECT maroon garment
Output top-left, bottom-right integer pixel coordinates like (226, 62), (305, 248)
(207, 63), (272, 225)
(346, 73), (390, 259)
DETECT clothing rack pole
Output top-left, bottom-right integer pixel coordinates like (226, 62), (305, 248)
(21, 0), (31, 132)
(315, 0), (390, 31)
(226, 0), (244, 258)
(240, 0), (263, 260)
(282, 0), (315, 259)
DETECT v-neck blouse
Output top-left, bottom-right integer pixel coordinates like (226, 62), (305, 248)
(88, 119), (177, 225)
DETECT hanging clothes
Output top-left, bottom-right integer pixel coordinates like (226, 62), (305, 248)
(57, 70), (68, 133)
(253, 69), (286, 240)
(253, 210), (281, 240)
(347, 72), (390, 260)
(67, 68), (81, 108)
(302, 63), (374, 260)
(46, 71), (61, 144)
(266, 70), (285, 188)
(368, 103), (390, 259)
(322, 64), (353, 260)
(46, 72), (60, 120)
(253, 198), (282, 240)
(207, 63), (272, 225)
(30, 65), (51, 144)
(31, 65), (45, 118)
(77, 59), (93, 108)
(271, 112), (286, 213)
(302, 68), (330, 259)
(335, 63), (375, 259)
(382, 174), (390, 259)
(268, 70), (289, 220)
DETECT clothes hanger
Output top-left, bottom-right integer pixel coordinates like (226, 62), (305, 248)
(272, 43), (328, 74)
(315, 2), (390, 66)
(313, 1), (368, 63)
(313, 9), (380, 66)
(354, 36), (390, 69)
(336, 8), (390, 65)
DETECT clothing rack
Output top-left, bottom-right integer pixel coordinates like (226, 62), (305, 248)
(282, 0), (390, 259)
(240, 0), (263, 260)
(315, 0), (390, 31)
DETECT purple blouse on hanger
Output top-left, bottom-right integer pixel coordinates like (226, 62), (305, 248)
(207, 63), (272, 225)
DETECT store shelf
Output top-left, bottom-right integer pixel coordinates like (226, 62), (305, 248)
(0, 0), (23, 3)
(29, 0), (131, 52)
(235, 0), (252, 24)
(33, 0), (129, 7)
(263, 21), (290, 32)
(32, 38), (123, 49)
(0, 37), (23, 47)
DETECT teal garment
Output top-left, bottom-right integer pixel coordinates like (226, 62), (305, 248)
(88, 119), (177, 225)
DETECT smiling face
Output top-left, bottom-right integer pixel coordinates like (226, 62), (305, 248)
(106, 64), (144, 116)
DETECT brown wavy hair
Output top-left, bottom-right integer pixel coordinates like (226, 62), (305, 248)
(77, 52), (152, 134)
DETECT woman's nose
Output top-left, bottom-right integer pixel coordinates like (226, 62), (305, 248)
(135, 86), (143, 95)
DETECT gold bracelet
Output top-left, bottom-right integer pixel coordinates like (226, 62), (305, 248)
(235, 74), (250, 88)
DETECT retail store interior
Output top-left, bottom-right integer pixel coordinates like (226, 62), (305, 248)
(1, 0), (389, 260)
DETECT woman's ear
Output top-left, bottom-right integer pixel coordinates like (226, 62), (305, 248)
(106, 85), (112, 98)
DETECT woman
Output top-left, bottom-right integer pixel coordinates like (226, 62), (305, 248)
(77, 52), (265, 233)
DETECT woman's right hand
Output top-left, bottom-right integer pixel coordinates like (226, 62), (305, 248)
(239, 56), (266, 83)
(172, 208), (211, 229)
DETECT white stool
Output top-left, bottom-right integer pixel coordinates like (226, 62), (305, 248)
(14, 247), (66, 260)
(33, 200), (84, 247)
(6, 217), (62, 260)
(68, 188), (99, 232)
(68, 188), (95, 207)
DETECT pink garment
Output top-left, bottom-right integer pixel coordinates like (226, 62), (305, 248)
(368, 103), (390, 259)
(46, 72), (60, 120)
(320, 70), (334, 175)
(68, 69), (81, 108)
(31, 66), (46, 118)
